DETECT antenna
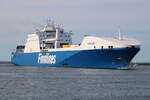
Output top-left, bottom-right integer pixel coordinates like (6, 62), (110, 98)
(118, 27), (122, 40)
(46, 17), (55, 27)
(47, 18), (51, 27)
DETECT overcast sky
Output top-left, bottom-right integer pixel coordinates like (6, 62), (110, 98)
(0, 0), (150, 62)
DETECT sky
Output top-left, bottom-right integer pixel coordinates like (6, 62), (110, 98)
(0, 0), (150, 62)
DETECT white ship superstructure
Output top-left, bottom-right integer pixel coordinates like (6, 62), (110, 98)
(24, 21), (72, 53)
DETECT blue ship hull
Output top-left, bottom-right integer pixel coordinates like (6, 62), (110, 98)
(11, 47), (140, 69)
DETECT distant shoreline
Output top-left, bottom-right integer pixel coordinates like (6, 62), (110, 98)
(0, 61), (11, 64)
(131, 63), (150, 66)
(0, 61), (150, 66)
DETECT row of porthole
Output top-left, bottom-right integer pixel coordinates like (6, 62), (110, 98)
(108, 46), (113, 48)
(93, 46), (114, 48)
(95, 45), (137, 49)
(126, 46), (135, 48)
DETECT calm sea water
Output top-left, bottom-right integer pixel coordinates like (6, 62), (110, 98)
(0, 62), (150, 100)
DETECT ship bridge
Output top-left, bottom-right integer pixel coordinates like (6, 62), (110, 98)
(24, 20), (73, 53)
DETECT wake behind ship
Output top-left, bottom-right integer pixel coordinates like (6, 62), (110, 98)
(11, 20), (140, 69)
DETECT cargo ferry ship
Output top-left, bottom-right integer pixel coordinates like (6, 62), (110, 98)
(11, 20), (140, 69)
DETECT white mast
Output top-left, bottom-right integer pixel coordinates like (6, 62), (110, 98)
(118, 28), (122, 40)
(55, 28), (59, 49)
